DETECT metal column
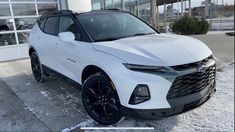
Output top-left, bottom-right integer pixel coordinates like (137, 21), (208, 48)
(164, 3), (167, 32)
(189, 0), (191, 16)
(181, 0), (184, 17)
(150, 0), (157, 28)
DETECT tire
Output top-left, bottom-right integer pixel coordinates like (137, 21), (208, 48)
(82, 73), (123, 125)
(30, 52), (46, 82)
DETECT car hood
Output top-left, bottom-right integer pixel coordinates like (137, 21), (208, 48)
(93, 33), (212, 66)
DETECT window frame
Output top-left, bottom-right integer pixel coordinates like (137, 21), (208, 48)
(43, 16), (59, 36)
(37, 13), (92, 42)
(58, 14), (92, 42)
(58, 15), (80, 39)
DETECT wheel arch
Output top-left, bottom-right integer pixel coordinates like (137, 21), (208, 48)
(29, 46), (36, 56)
(81, 65), (110, 84)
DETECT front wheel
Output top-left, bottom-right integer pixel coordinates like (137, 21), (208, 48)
(82, 73), (123, 125)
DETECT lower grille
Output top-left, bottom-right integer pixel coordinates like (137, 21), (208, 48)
(167, 65), (216, 99)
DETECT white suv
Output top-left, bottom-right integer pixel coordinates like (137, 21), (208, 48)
(28, 10), (216, 125)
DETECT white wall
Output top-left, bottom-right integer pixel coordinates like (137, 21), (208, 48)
(67, 0), (92, 12)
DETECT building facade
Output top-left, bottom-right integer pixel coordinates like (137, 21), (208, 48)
(0, 0), (67, 62)
(0, 0), (233, 62)
(90, 0), (151, 24)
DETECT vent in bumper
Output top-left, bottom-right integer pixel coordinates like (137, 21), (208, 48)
(167, 64), (216, 99)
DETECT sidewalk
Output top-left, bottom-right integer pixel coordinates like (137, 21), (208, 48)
(0, 79), (50, 131)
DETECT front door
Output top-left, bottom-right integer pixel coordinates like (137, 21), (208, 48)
(56, 16), (82, 82)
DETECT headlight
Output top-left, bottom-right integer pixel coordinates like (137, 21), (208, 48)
(123, 63), (170, 73)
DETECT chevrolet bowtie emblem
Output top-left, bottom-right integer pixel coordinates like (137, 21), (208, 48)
(197, 64), (207, 72)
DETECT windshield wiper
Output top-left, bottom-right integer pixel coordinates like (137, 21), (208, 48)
(95, 33), (156, 42)
(95, 35), (130, 42)
(95, 37), (122, 42)
(133, 32), (155, 36)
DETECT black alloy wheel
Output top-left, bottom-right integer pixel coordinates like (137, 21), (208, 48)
(30, 52), (45, 82)
(82, 73), (123, 125)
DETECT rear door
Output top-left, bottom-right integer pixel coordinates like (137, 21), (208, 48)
(39, 16), (60, 70)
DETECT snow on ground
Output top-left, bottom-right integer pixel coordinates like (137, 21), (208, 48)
(67, 64), (234, 132)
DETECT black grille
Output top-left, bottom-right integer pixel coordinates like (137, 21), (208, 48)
(167, 65), (216, 99)
(171, 55), (214, 71)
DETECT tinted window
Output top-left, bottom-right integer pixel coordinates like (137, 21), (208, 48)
(38, 18), (47, 30)
(44, 17), (58, 35)
(59, 16), (81, 40)
(79, 12), (156, 42)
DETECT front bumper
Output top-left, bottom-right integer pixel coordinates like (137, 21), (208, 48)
(121, 80), (216, 120)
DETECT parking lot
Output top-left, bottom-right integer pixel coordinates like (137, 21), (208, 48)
(0, 33), (234, 131)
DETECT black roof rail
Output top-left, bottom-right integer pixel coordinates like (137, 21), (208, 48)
(40, 10), (75, 17)
(50, 10), (74, 15)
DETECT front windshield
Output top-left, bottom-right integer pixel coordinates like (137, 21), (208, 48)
(78, 12), (157, 42)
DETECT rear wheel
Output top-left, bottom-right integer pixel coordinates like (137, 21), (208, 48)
(30, 52), (45, 82)
(82, 73), (123, 125)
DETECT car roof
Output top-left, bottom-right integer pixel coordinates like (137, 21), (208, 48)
(41, 9), (127, 17)
(78, 9), (127, 16)
(37, 9), (128, 24)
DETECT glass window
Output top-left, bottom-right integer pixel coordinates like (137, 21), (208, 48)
(0, 4), (11, 16)
(44, 17), (58, 35)
(18, 32), (30, 44)
(124, 0), (138, 16)
(11, 0), (34, 1)
(79, 12), (156, 42)
(138, 0), (151, 23)
(37, 4), (57, 15)
(59, 16), (81, 40)
(0, 18), (14, 31)
(0, 33), (16, 46)
(15, 18), (37, 30)
(113, 0), (122, 9)
(12, 4), (36, 16)
(105, 0), (114, 9)
(38, 17), (47, 30)
(91, 0), (104, 10)
(37, 0), (57, 2)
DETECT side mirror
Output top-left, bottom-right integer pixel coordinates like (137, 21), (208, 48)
(58, 32), (75, 43)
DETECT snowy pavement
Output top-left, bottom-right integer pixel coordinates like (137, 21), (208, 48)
(0, 59), (234, 131)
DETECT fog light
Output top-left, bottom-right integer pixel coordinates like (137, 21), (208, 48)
(129, 84), (150, 105)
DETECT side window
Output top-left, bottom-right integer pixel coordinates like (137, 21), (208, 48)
(44, 17), (59, 36)
(38, 17), (47, 30)
(59, 16), (81, 40)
